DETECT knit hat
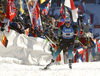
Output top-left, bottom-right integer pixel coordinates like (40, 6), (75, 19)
(1, 12), (6, 17)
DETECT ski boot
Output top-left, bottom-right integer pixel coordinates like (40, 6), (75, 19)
(44, 59), (55, 70)
(69, 59), (72, 69)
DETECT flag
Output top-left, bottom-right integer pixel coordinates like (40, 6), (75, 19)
(56, 54), (61, 62)
(58, 18), (65, 28)
(24, 28), (29, 36)
(78, 2), (86, 14)
(19, 0), (24, 15)
(93, 39), (98, 53)
(78, 55), (84, 62)
(85, 48), (88, 62)
(6, 0), (17, 22)
(60, 3), (66, 19)
(73, 48), (77, 63)
(57, 3), (66, 28)
(24, 30), (28, 36)
(40, 0), (46, 4)
(37, 15), (43, 31)
(64, 0), (78, 22)
(1, 34), (8, 47)
(77, 46), (84, 54)
(32, 0), (40, 29)
(32, 0), (43, 31)
(90, 14), (94, 24)
(41, 1), (50, 15)
(97, 39), (100, 52)
(26, 0), (35, 25)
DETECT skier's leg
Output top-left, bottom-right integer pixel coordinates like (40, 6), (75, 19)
(44, 47), (61, 69)
(52, 47), (61, 60)
(63, 47), (68, 64)
(68, 44), (73, 69)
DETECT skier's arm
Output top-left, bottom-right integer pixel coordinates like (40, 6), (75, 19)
(72, 24), (80, 40)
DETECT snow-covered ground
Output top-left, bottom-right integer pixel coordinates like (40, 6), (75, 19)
(0, 57), (100, 76)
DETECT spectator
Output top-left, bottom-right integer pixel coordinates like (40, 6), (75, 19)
(9, 18), (23, 34)
(0, 11), (7, 31)
(39, 31), (45, 39)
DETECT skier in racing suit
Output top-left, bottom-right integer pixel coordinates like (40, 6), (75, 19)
(44, 17), (80, 69)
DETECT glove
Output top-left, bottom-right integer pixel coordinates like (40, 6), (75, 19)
(1, 26), (5, 31)
(58, 36), (62, 42)
(76, 36), (79, 40)
(83, 46), (87, 49)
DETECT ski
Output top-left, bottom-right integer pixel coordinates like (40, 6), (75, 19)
(39, 67), (51, 70)
(42, 59), (55, 70)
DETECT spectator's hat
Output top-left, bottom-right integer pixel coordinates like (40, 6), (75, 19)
(0, 12), (6, 17)
(0, 10), (3, 14)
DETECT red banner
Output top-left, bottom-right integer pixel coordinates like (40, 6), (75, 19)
(32, 1), (40, 30)
(6, 0), (17, 22)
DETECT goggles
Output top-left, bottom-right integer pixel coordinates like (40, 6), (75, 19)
(65, 22), (70, 23)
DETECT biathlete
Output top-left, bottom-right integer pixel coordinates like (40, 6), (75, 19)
(44, 17), (80, 69)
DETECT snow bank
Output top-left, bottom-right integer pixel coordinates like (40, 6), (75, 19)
(0, 30), (52, 65)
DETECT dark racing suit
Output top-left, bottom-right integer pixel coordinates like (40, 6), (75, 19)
(44, 24), (80, 69)
(52, 24), (79, 61)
